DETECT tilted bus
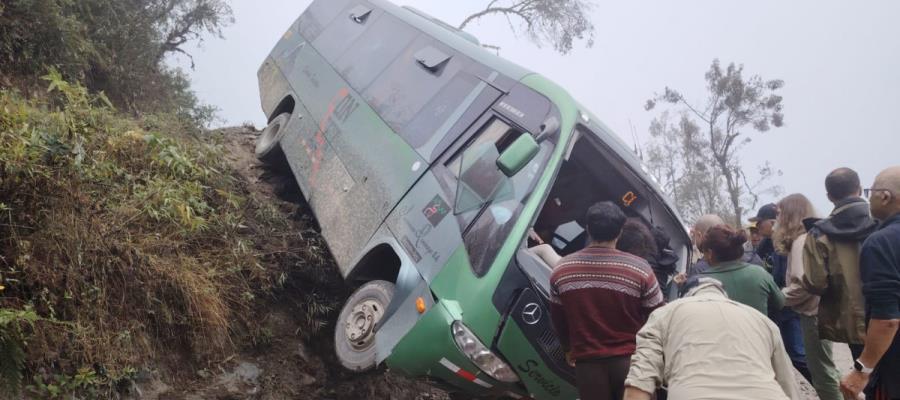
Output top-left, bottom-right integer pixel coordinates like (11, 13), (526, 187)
(254, 1), (691, 398)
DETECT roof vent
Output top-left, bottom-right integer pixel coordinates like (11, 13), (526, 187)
(415, 46), (451, 73)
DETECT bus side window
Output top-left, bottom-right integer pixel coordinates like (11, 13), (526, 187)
(447, 118), (521, 216)
(455, 118), (552, 277)
(296, 0), (354, 41)
(363, 36), (463, 135)
(312, 3), (379, 64)
(334, 13), (418, 92)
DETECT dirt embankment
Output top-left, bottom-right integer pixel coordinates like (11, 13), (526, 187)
(135, 127), (449, 400)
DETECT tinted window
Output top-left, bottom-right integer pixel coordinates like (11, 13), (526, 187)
(402, 72), (482, 150)
(312, 2), (378, 64)
(297, 0), (353, 41)
(335, 13), (418, 92)
(363, 36), (464, 134)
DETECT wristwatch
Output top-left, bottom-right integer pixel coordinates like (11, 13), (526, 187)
(854, 359), (875, 374)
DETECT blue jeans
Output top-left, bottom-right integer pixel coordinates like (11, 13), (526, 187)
(775, 309), (812, 382)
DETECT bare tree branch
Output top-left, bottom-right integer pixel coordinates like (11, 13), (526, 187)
(459, 0), (596, 54)
(645, 59), (785, 226)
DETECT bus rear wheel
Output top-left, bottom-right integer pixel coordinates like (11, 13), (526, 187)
(255, 112), (290, 166)
(334, 280), (394, 372)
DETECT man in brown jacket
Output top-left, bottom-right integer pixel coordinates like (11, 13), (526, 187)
(803, 168), (878, 357)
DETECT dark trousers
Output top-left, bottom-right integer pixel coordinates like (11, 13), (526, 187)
(575, 356), (630, 400)
(850, 343), (864, 360)
(775, 309), (813, 382)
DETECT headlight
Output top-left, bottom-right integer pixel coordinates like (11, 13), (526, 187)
(451, 321), (519, 383)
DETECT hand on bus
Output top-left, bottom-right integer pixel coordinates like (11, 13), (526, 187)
(528, 228), (545, 245)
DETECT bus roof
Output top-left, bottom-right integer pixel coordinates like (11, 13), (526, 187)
(372, 0), (533, 82)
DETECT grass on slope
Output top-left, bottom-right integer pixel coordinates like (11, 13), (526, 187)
(0, 72), (335, 397)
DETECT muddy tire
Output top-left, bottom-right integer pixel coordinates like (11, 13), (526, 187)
(335, 280), (394, 372)
(255, 112), (290, 166)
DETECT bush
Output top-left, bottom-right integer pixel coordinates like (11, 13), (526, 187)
(0, 0), (231, 126)
(0, 76), (303, 396)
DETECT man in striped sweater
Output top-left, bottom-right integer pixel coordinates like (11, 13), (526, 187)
(550, 201), (665, 400)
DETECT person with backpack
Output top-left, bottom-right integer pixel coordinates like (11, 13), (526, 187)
(802, 168), (877, 360)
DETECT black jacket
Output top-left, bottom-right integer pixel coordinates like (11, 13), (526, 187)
(810, 197), (878, 241)
(860, 213), (900, 397)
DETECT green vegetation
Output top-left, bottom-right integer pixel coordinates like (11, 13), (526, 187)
(0, 0), (231, 126)
(0, 1), (354, 396)
(0, 73), (334, 396)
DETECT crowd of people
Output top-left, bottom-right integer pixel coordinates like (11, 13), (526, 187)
(546, 166), (900, 400)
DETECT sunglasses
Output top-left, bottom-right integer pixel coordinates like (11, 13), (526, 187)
(865, 188), (894, 198)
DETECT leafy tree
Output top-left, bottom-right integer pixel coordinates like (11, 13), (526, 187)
(644, 111), (733, 223)
(151, 0), (234, 65)
(645, 60), (785, 226)
(0, 0), (232, 126)
(459, 0), (595, 55)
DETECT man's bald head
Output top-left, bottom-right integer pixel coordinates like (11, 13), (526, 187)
(870, 166), (900, 220)
(874, 166), (900, 193)
(693, 214), (726, 236)
(691, 214), (726, 253)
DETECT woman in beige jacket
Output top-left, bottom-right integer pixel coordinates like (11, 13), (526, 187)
(776, 193), (842, 400)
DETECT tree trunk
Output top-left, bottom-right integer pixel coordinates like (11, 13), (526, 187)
(717, 157), (743, 227)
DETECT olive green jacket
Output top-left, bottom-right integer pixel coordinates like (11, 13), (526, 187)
(700, 261), (784, 316)
(802, 231), (867, 345)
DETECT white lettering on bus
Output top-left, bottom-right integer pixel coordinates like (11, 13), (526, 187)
(498, 101), (525, 119)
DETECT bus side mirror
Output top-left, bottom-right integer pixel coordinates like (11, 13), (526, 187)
(497, 134), (539, 177)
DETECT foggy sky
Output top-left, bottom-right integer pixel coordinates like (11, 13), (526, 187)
(171, 0), (900, 220)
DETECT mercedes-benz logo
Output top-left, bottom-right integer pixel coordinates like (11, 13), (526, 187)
(522, 303), (542, 325)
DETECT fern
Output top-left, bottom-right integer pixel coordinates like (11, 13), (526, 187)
(0, 307), (39, 395)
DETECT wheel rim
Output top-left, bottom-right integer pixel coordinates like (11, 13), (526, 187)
(343, 298), (385, 351)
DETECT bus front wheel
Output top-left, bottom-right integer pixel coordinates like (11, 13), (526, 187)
(334, 280), (394, 372)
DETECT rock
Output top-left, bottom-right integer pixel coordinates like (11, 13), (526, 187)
(295, 343), (311, 364)
(233, 362), (262, 383)
(134, 369), (154, 383)
(215, 361), (262, 395)
(298, 372), (316, 387)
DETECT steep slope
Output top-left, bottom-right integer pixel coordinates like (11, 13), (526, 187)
(0, 82), (446, 399)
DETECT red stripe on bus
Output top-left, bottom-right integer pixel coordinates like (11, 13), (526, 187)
(455, 368), (477, 382)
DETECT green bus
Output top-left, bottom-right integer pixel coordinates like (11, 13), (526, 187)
(255, 1), (691, 398)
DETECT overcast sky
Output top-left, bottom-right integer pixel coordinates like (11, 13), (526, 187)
(171, 0), (900, 219)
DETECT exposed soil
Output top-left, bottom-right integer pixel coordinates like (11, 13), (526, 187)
(127, 127), (450, 400)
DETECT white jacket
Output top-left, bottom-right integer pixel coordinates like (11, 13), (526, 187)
(625, 286), (801, 400)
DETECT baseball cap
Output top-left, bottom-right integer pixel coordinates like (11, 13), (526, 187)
(754, 203), (778, 222)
